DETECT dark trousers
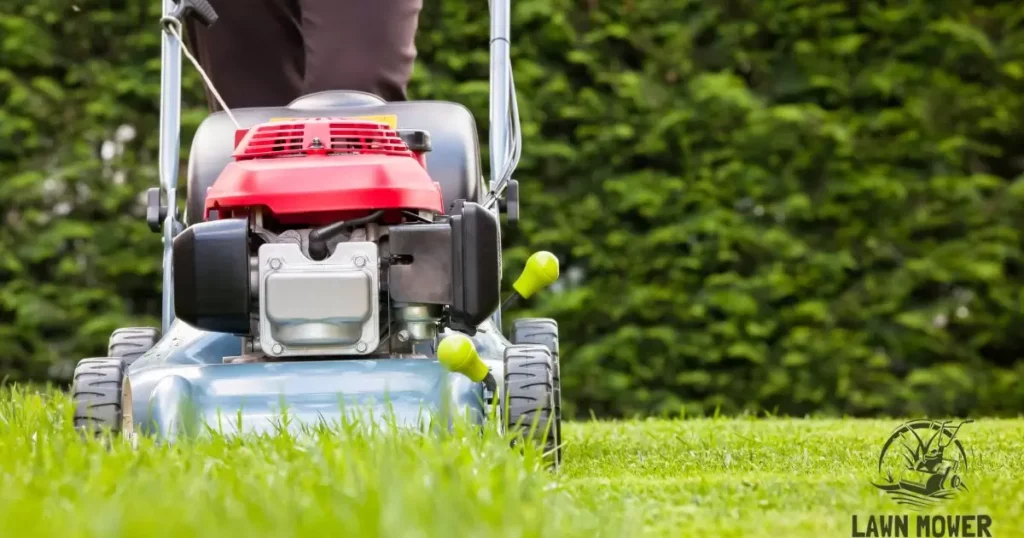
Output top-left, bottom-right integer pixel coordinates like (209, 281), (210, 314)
(185, 0), (423, 110)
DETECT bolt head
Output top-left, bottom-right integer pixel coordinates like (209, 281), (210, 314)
(355, 342), (368, 353)
(354, 256), (367, 267)
(271, 344), (283, 354)
(396, 330), (411, 343)
(269, 258), (282, 270)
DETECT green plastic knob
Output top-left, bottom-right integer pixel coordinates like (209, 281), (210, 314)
(437, 333), (488, 383)
(512, 251), (560, 299)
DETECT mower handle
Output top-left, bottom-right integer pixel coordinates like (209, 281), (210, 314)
(168, 0), (218, 27)
(157, 0), (186, 333)
(484, 0), (517, 328)
(486, 0), (515, 203)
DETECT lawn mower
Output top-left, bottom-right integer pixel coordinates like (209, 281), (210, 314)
(70, 0), (564, 465)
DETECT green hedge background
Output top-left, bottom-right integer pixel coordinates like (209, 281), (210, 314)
(3, 0), (1024, 419)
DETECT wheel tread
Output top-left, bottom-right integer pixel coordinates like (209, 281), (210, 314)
(503, 343), (559, 469)
(107, 327), (160, 366)
(69, 357), (130, 435)
(511, 318), (563, 464)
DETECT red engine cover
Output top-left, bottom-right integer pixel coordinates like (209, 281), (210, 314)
(204, 118), (445, 224)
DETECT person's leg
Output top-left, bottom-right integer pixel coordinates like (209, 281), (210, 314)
(299, 0), (423, 102)
(185, 0), (305, 110)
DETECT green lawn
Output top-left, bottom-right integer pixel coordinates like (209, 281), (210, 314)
(2, 387), (1022, 538)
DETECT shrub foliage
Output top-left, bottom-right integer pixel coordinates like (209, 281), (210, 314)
(3, 0), (1024, 417)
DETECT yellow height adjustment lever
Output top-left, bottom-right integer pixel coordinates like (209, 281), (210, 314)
(437, 333), (496, 393)
(502, 251), (560, 312)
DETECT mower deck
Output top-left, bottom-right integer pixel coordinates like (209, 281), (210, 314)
(128, 320), (509, 439)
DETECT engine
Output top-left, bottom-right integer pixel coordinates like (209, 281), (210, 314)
(171, 118), (501, 360)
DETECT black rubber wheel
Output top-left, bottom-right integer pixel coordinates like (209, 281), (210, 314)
(108, 327), (160, 366)
(71, 358), (134, 437)
(503, 344), (560, 469)
(511, 318), (562, 461)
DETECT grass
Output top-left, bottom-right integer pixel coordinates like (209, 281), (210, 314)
(2, 386), (1023, 538)
(564, 418), (1024, 537)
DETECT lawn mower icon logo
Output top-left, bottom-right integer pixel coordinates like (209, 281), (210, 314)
(872, 419), (974, 510)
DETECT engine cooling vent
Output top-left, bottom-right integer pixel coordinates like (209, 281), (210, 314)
(235, 123), (305, 158)
(328, 122), (412, 156)
(234, 118), (414, 160)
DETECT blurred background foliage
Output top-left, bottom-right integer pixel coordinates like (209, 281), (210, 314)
(3, 0), (1024, 419)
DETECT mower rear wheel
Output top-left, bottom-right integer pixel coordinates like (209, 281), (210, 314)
(511, 318), (562, 461)
(503, 344), (560, 470)
(108, 327), (160, 366)
(71, 358), (134, 438)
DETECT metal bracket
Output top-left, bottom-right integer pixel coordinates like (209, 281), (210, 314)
(499, 179), (519, 226)
(146, 188), (167, 233)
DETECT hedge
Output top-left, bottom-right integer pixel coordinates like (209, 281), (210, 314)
(3, 0), (1024, 418)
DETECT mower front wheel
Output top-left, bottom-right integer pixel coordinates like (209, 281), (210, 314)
(511, 318), (562, 461)
(503, 344), (560, 470)
(108, 327), (160, 366)
(71, 358), (134, 439)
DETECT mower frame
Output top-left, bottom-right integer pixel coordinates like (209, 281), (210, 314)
(95, 0), (542, 441)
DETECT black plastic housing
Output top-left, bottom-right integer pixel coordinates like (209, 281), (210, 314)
(397, 129), (432, 152)
(388, 223), (454, 305)
(448, 200), (501, 332)
(388, 201), (501, 334)
(173, 218), (252, 335)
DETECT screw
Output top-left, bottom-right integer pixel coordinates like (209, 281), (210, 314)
(272, 344), (283, 354)
(269, 258), (282, 270)
(355, 342), (368, 353)
(396, 330), (411, 343)
(354, 256), (367, 268)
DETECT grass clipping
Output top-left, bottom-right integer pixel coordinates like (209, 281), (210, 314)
(0, 386), (626, 538)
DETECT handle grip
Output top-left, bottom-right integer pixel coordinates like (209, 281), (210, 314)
(170, 0), (219, 27)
